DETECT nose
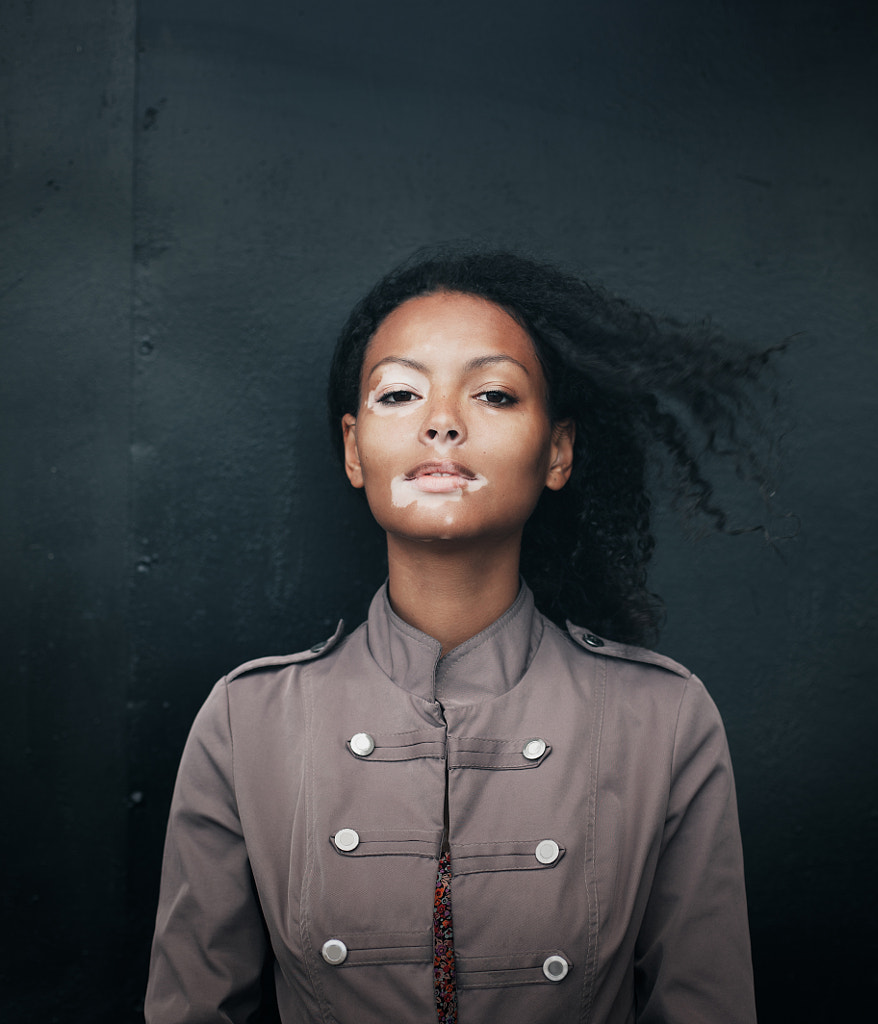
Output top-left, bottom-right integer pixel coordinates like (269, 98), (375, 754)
(419, 393), (465, 447)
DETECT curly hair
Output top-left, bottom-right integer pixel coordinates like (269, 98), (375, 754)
(327, 245), (783, 645)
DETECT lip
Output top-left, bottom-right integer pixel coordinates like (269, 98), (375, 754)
(404, 459), (477, 493)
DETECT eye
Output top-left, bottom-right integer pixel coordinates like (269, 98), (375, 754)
(476, 389), (517, 407)
(377, 389), (419, 405)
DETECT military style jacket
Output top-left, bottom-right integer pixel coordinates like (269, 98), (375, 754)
(145, 583), (757, 1024)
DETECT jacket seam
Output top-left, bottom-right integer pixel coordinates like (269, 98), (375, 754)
(579, 653), (605, 1023)
(668, 677), (691, 791)
(299, 666), (335, 1024)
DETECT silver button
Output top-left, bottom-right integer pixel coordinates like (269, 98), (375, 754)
(333, 828), (360, 852)
(522, 737), (547, 760)
(535, 839), (560, 864)
(321, 938), (348, 965)
(349, 732), (375, 757)
(542, 954), (569, 981)
(583, 632), (604, 647)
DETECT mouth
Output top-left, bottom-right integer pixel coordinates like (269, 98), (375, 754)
(404, 460), (478, 493)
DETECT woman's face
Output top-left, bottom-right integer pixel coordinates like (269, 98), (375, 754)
(342, 291), (573, 548)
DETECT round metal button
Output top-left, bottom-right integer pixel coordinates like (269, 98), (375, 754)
(349, 732), (375, 757)
(321, 938), (348, 965)
(542, 955), (569, 981)
(535, 839), (560, 865)
(333, 828), (360, 852)
(522, 737), (547, 760)
(583, 632), (604, 647)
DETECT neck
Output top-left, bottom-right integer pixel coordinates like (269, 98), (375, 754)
(385, 534), (522, 656)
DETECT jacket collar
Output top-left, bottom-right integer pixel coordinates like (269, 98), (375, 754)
(365, 580), (544, 707)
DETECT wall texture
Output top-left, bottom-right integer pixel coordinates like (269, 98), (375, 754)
(1, 1), (876, 1020)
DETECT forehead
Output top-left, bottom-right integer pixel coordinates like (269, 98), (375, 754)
(362, 291), (542, 380)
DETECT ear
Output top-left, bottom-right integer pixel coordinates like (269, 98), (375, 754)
(545, 419), (575, 492)
(342, 414), (364, 489)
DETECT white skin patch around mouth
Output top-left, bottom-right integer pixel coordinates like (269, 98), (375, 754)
(390, 473), (488, 508)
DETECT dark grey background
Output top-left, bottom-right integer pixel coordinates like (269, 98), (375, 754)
(2, 1), (876, 1020)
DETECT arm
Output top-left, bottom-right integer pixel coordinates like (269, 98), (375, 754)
(145, 679), (273, 1024)
(634, 677), (757, 1024)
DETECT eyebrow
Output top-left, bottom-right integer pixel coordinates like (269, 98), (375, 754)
(365, 354), (532, 379)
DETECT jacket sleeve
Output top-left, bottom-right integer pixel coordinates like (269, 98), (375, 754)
(634, 677), (757, 1024)
(145, 679), (273, 1024)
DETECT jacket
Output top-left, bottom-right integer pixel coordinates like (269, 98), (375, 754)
(145, 582), (757, 1023)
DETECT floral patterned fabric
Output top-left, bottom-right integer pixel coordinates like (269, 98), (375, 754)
(433, 850), (457, 1023)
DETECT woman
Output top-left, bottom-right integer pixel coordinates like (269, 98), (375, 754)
(146, 248), (774, 1023)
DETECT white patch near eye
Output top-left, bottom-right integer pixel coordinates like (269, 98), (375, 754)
(390, 473), (487, 508)
(365, 386), (421, 416)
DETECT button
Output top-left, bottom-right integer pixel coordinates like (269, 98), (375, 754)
(333, 828), (360, 852)
(310, 640), (328, 652)
(321, 938), (348, 965)
(535, 839), (560, 864)
(522, 737), (547, 760)
(583, 633), (604, 647)
(349, 732), (375, 757)
(542, 954), (569, 981)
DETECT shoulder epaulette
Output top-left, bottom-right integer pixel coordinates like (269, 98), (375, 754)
(565, 621), (690, 679)
(225, 620), (345, 683)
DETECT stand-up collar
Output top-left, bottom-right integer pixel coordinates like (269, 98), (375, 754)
(365, 581), (544, 706)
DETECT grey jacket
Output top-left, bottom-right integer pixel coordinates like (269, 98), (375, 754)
(146, 583), (756, 1023)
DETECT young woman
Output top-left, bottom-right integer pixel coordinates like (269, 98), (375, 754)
(146, 248), (774, 1023)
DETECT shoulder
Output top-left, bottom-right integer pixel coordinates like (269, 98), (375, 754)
(553, 620), (729, 771)
(223, 619), (347, 686)
(559, 619), (692, 680)
(182, 621), (350, 764)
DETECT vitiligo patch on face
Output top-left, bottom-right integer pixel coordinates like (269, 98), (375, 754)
(390, 473), (488, 508)
(365, 387), (421, 416)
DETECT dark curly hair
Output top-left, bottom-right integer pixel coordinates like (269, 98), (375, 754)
(327, 245), (783, 645)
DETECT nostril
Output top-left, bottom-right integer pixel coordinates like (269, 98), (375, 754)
(423, 423), (462, 443)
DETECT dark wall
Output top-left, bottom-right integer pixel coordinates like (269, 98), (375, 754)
(1, 1), (135, 1020)
(2, 1), (876, 1020)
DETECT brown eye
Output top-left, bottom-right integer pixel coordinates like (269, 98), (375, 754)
(477, 390), (516, 406)
(378, 390), (418, 404)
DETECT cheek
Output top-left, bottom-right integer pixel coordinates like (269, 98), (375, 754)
(487, 422), (554, 479)
(357, 408), (419, 470)
(355, 413), (398, 469)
